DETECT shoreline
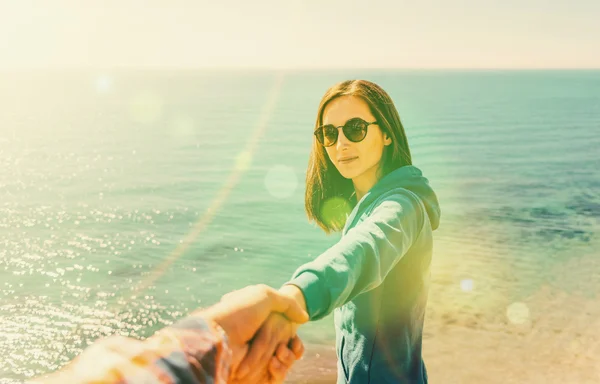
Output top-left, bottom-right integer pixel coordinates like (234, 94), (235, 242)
(285, 280), (600, 383)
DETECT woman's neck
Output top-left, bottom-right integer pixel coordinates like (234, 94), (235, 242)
(352, 166), (380, 202)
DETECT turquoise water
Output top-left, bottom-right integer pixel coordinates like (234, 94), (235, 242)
(0, 70), (599, 382)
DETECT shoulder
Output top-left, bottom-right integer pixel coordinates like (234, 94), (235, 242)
(366, 188), (425, 227)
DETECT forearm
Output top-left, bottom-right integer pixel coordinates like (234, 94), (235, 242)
(30, 312), (232, 384)
(285, 194), (423, 320)
(285, 244), (364, 320)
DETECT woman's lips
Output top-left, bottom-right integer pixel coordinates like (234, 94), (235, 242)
(338, 157), (358, 164)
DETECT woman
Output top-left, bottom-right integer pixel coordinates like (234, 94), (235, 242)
(238, 79), (441, 383)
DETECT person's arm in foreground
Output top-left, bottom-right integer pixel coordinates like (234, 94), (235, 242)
(30, 284), (308, 384)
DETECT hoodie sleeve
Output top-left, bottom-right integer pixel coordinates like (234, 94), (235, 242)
(285, 190), (425, 321)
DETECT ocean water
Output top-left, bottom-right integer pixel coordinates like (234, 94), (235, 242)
(0, 70), (599, 382)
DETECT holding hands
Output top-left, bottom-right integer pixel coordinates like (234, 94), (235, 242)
(201, 284), (308, 383)
(34, 284), (309, 384)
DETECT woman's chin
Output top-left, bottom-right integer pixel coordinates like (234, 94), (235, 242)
(338, 169), (360, 180)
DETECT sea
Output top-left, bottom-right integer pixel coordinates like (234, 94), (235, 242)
(0, 69), (599, 382)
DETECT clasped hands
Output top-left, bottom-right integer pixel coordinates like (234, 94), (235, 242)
(201, 284), (308, 383)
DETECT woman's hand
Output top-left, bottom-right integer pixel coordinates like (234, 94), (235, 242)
(278, 284), (308, 315)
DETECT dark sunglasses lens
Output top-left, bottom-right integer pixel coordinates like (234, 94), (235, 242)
(344, 119), (368, 142)
(315, 129), (325, 145)
(322, 125), (338, 146)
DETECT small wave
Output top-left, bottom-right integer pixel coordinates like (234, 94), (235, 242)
(488, 200), (595, 243)
(566, 192), (600, 218)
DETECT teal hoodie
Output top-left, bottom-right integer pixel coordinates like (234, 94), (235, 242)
(286, 165), (441, 383)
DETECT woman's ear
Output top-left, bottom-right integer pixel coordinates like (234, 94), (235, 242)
(383, 133), (392, 146)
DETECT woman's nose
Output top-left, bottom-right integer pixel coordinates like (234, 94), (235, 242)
(336, 128), (351, 149)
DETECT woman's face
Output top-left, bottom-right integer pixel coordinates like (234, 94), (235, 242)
(321, 96), (391, 185)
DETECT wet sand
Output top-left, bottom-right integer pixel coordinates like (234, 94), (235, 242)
(285, 251), (600, 383)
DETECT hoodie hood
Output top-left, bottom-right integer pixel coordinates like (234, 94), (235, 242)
(350, 165), (441, 231)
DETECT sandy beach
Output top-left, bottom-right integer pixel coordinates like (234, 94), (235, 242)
(285, 250), (600, 384)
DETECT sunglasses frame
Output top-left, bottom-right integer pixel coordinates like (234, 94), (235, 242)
(314, 117), (378, 147)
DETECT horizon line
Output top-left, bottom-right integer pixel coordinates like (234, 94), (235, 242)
(0, 66), (599, 72)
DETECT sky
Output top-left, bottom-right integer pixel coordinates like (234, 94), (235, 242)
(0, 0), (598, 69)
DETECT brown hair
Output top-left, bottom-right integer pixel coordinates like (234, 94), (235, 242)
(305, 79), (412, 234)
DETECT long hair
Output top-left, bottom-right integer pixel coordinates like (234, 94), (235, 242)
(305, 80), (412, 234)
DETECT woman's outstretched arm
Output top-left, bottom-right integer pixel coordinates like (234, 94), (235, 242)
(283, 190), (425, 321)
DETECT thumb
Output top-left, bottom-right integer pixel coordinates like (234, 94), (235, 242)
(269, 292), (309, 324)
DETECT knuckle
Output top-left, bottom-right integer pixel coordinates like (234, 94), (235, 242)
(257, 283), (269, 291)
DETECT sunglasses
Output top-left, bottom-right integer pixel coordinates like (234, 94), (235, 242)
(314, 117), (378, 147)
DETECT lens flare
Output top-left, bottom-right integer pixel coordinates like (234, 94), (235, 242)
(321, 197), (352, 229)
(168, 115), (196, 142)
(117, 72), (284, 310)
(265, 165), (298, 199)
(506, 302), (530, 324)
(129, 91), (164, 125)
(95, 74), (113, 94)
(55, 72), (287, 359)
(460, 279), (474, 292)
(235, 151), (252, 172)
